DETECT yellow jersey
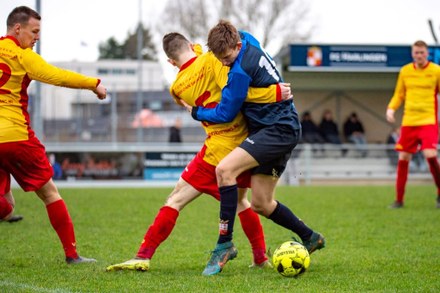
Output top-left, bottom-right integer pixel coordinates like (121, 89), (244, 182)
(170, 51), (280, 166)
(388, 62), (440, 126)
(0, 36), (100, 143)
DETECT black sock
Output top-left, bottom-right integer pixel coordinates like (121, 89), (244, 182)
(268, 201), (313, 241)
(217, 185), (238, 244)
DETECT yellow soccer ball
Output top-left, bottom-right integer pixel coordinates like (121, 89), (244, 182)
(272, 241), (310, 277)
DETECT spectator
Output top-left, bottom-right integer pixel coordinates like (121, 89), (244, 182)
(169, 117), (182, 143)
(386, 127), (400, 166)
(49, 153), (63, 180)
(300, 111), (325, 144)
(319, 109), (342, 144)
(343, 112), (367, 157)
(320, 109), (346, 156)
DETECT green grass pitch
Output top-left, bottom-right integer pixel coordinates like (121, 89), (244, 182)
(1, 185), (439, 292)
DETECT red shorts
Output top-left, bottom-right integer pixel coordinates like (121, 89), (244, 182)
(0, 137), (53, 194)
(396, 124), (439, 153)
(181, 153), (251, 200)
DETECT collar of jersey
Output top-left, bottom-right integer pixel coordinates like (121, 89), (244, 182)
(0, 35), (20, 46)
(180, 56), (198, 72)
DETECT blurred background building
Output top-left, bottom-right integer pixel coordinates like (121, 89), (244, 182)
(2, 0), (439, 185)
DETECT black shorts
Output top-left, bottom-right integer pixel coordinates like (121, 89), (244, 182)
(239, 125), (301, 177)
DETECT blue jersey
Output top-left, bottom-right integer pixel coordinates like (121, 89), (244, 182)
(193, 31), (301, 133)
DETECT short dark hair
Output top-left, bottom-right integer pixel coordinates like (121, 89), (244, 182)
(7, 6), (41, 29)
(207, 19), (240, 56)
(162, 32), (190, 61)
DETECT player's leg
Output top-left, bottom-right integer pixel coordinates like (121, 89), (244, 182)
(237, 187), (268, 267)
(36, 179), (95, 264)
(0, 193), (14, 221)
(424, 149), (440, 208)
(0, 167), (14, 221)
(420, 125), (440, 208)
(0, 148), (22, 222)
(107, 154), (217, 272)
(3, 189), (15, 207)
(0, 190), (23, 223)
(215, 147), (258, 244)
(391, 151), (412, 208)
(202, 149), (258, 276)
(391, 126), (419, 208)
(106, 178), (202, 272)
(0, 170), (14, 221)
(136, 178), (201, 260)
(250, 174), (324, 253)
(3, 138), (93, 263)
(251, 173), (314, 241)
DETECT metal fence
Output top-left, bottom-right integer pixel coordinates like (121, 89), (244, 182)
(42, 143), (434, 186)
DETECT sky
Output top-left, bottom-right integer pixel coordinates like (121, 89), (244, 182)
(1, 0), (439, 62)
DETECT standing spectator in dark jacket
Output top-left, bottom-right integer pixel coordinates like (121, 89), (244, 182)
(169, 118), (182, 143)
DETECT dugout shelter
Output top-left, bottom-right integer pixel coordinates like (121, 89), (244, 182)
(277, 43), (440, 143)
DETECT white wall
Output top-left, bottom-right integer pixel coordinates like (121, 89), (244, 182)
(33, 60), (165, 119)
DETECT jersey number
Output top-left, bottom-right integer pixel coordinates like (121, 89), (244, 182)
(0, 63), (12, 94)
(258, 55), (280, 82)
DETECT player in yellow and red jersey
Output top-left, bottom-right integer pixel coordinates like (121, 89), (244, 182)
(0, 6), (107, 264)
(105, 32), (291, 273)
(386, 40), (440, 208)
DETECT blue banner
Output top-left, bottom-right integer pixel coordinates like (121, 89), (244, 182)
(144, 152), (196, 181)
(289, 44), (440, 71)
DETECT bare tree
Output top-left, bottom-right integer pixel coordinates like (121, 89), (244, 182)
(428, 19), (439, 44)
(157, 0), (313, 55)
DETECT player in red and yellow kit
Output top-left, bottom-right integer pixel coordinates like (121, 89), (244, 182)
(0, 6), (107, 263)
(105, 32), (290, 272)
(386, 40), (440, 208)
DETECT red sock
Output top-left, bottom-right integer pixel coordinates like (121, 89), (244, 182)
(396, 159), (409, 203)
(238, 208), (267, 265)
(46, 199), (78, 259)
(427, 157), (440, 196)
(136, 206), (179, 259)
(0, 196), (13, 219)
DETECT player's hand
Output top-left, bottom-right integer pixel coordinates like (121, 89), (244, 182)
(386, 108), (395, 123)
(280, 82), (293, 101)
(180, 99), (193, 112)
(94, 84), (107, 100)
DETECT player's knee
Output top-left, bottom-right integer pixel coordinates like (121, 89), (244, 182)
(0, 196), (13, 220)
(250, 202), (268, 216)
(215, 164), (235, 184)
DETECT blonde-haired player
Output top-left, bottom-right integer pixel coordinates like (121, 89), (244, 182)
(386, 40), (440, 208)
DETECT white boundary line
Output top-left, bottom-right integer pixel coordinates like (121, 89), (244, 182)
(0, 280), (75, 293)
(11, 178), (176, 189)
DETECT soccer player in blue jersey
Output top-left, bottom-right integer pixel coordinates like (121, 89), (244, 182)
(184, 20), (325, 275)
